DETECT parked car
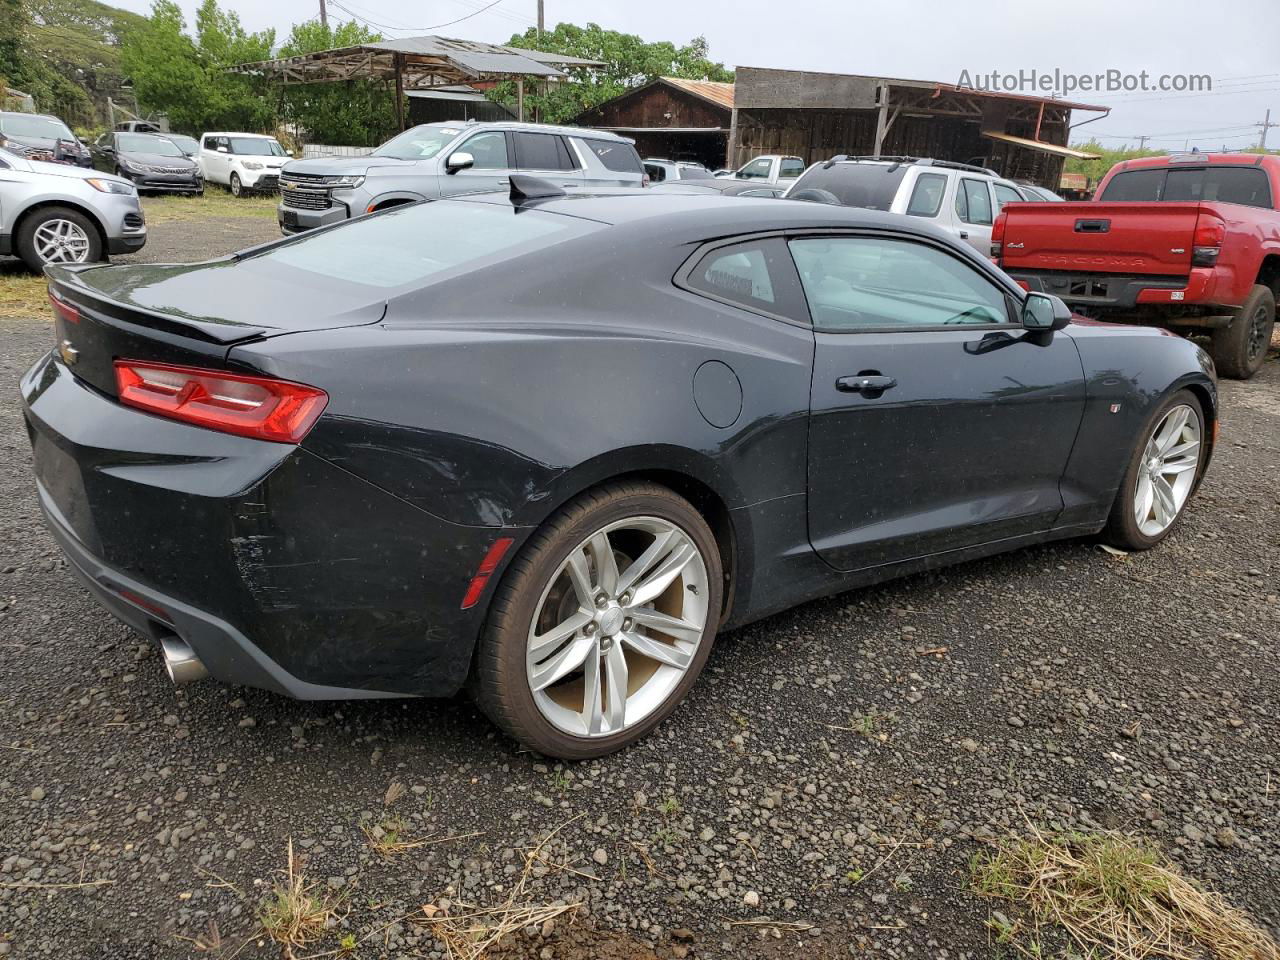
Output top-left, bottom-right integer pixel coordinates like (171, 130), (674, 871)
(1015, 182), (1065, 202)
(650, 179), (788, 198)
(91, 132), (203, 195)
(0, 111), (92, 167)
(717, 154), (806, 185)
(785, 155), (1026, 257)
(276, 121), (645, 235)
(22, 178), (1215, 758)
(198, 132), (288, 196)
(114, 120), (162, 133)
(995, 152), (1280, 379)
(643, 158), (713, 183)
(163, 134), (200, 159)
(0, 147), (145, 270)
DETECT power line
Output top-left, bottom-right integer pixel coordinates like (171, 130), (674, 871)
(327, 0), (512, 33)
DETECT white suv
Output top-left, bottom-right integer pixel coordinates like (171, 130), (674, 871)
(784, 156), (1043, 256)
(198, 132), (289, 196)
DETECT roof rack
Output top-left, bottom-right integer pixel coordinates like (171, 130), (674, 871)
(822, 155), (999, 177)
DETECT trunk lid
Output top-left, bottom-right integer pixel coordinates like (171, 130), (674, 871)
(46, 257), (385, 398)
(1000, 201), (1202, 276)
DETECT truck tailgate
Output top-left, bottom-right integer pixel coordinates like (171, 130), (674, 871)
(1000, 202), (1202, 276)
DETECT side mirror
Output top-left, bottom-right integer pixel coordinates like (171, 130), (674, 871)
(1021, 292), (1072, 331)
(445, 151), (474, 173)
(216, 146), (228, 153)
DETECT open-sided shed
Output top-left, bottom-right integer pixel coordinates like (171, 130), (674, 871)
(729, 67), (1105, 187)
(573, 77), (734, 170)
(231, 35), (603, 130)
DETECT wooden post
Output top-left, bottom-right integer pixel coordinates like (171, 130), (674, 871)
(872, 83), (890, 157)
(393, 52), (405, 131)
(727, 106), (738, 170)
(516, 79), (524, 121)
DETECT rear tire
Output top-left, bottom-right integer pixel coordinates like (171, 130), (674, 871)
(1102, 388), (1206, 551)
(1212, 284), (1274, 379)
(15, 206), (103, 271)
(474, 482), (722, 760)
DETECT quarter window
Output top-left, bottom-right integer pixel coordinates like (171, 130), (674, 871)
(684, 238), (807, 320)
(789, 236), (1011, 331)
(906, 173), (947, 218)
(584, 139), (642, 173)
(956, 179), (993, 225)
(993, 183), (1024, 211)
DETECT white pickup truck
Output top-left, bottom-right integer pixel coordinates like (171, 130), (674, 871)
(716, 154), (806, 186)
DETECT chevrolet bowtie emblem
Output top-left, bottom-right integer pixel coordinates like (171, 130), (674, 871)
(58, 339), (79, 366)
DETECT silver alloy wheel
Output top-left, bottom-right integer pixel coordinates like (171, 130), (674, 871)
(33, 219), (91, 264)
(526, 516), (709, 739)
(1134, 403), (1201, 537)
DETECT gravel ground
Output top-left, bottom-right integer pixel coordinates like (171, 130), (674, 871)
(0, 210), (1278, 959)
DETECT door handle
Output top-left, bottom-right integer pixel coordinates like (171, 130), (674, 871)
(497, 178), (510, 185)
(959, 230), (969, 239)
(836, 374), (897, 394)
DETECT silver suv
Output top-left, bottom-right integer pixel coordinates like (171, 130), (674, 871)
(0, 147), (146, 270)
(278, 121), (645, 235)
(785, 156), (1041, 256)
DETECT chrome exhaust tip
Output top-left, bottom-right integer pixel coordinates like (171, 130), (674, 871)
(160, 635), (209, 685)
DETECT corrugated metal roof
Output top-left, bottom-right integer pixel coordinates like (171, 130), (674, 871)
(661, 77), (734, 110)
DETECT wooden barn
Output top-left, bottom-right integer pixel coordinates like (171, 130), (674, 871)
(728, 67), (1105, 188)
(573, 77), (733, 170)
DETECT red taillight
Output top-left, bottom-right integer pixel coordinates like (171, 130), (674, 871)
(49, 288), (79, 324)
(1192, 213), (1225, 267)
(991, 211), (1007, 260)
(460, 537), (515, 609)
(113, 360), (328, 444)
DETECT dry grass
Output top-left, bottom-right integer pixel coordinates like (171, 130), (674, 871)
(141, 189), (277, 222)
(257, 839), (344, 959)
(971, 825), (1280, 960)
(417, 817), (583, 960)
(0, 271), (49, 318)
(361, 816), (482, 860)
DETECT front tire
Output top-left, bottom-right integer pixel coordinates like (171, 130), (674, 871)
(474, 482), (723, 760)
(1212, 284), (1274, 380)
(1102, 389), (1206, 550)
(229, 172), (242, 197)
(15, 206), (103, 271)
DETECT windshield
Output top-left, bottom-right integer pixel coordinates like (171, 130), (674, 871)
(229, 137), (287, 156)
(119, 133), (184, 156)
(788, 163), (908, 209)
(260, 198), (600, 290)
(373, 126), (461, 160)
(1, 114), (75, 142)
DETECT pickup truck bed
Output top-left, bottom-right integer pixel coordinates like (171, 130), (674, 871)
(994, 154), (1280, 379)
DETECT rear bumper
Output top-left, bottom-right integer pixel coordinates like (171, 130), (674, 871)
(1008, 267), (1238, 314)
(21, 352), (506, 699)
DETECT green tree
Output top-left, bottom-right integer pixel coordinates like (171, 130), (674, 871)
(1065, 139), (1164, 183)
(278, 20), (396, 147)
(494, 22), (734, 123)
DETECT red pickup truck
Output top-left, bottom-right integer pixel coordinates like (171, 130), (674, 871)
(994, 153), (1280, 378)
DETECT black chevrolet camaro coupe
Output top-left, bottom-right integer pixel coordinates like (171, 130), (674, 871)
(21, 180), (1217, 758)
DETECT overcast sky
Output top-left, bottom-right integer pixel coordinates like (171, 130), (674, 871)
(112, 0), (1280, 150)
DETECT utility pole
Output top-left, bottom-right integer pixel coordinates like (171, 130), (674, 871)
(1136, 135), (1149, 150)
(537, 0), (544, 41)
(319, 0), (328, 29)
(1257, 109), (1278, 150)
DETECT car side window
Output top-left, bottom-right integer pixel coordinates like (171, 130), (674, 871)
(780, 158), (804, 179)
(644, 163), (666, 182)
(740, 158), (772, 180)
(683, 237), (808, 321)
(788, 236), (1012, 331)
(956, 179), (993, 225)
(514, 132), (570, 170)
(458, 131), (510, 170)
(906, 173), (947, 218)
(993, 183), (1024, 211)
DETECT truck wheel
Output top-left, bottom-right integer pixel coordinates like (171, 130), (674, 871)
(1212, 284), (1274, 379)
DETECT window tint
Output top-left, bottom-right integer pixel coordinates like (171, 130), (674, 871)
(906, 173), (947, 217)
(584, 139), (642, 173)
(644, 162), (667, 182)
(780, 158), (805, 179)
(993, 183), (1024, 211)
(740, 158), (772, 180)
(684, 238), (805, 319)
(261, 201), (597, 290)
(957, 179), (993, 225)
(1099, 169), (1165, 201)
(789, 236), (1010, 331)
(458, 131), (509, 170)
(515, 132), (570, 170)
(787, 163), (908, 210)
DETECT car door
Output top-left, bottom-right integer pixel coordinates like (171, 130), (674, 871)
(200, 136), (226, 184)
(440, 130), (513, 196)
(791, 232), (1086, 572)
(952, 176), (996, 254)
(513, 131), (584, 188)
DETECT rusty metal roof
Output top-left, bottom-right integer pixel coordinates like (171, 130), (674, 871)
(661, 77), (734, 110)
